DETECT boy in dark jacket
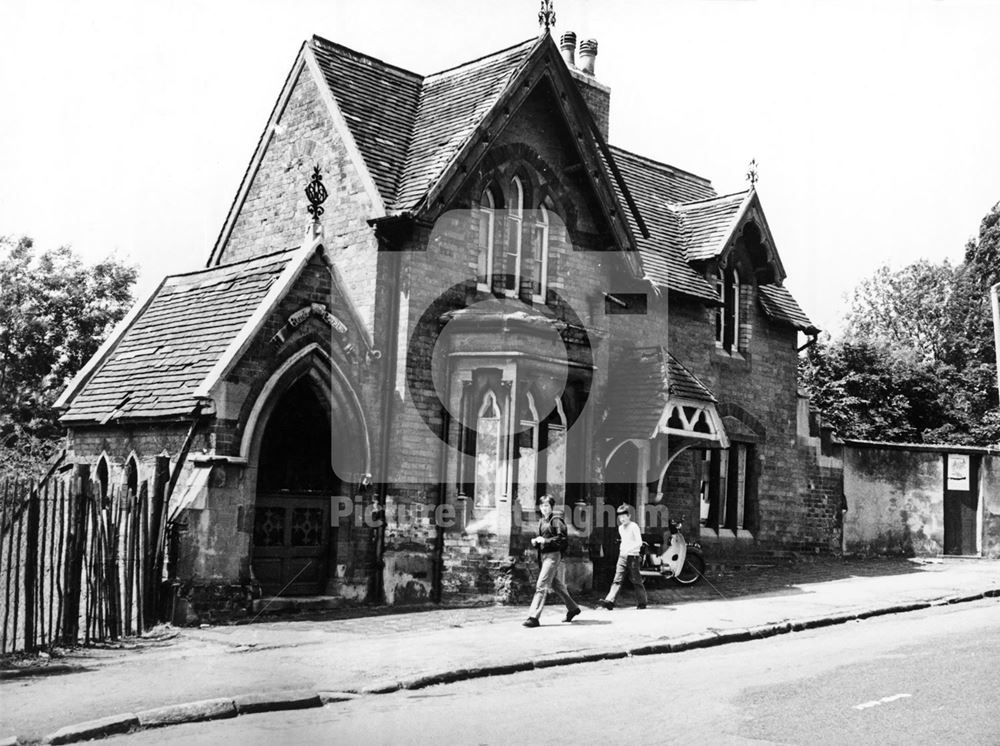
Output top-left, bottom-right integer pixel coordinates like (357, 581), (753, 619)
(523, 495), (581, 627)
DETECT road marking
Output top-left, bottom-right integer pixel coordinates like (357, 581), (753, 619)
(854, 693), (912, 710)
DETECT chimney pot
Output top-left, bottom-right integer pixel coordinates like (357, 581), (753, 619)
(578, 38), (598, 76)
(559, 31), (577, 67)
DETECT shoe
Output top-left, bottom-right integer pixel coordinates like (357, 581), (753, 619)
(637, 604), (647, 610)
(522, 617), (540, 628)
(597, 599), (615, 610)
(564, 608), (581, 623)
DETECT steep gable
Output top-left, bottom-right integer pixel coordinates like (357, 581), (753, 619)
(394, 39), (538, 211)
(310, 36), (422, 203)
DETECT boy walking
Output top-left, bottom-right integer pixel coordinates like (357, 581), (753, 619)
(523, 495), (582, 627)
(598, 504), (647, 610)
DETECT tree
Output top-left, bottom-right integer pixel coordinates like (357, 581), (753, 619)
(801, 202), (1000, 446)
(964, 200), (1000, 288)
(0, 236), (137, 476)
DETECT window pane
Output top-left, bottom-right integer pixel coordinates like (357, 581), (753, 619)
(545, 424), (567, 507)
(504, 215), (520, 292)
(532, 224), (545, 297)
(477, 209), (492, 286)
(517, 422), (538, 512)
(475, 416), (501, 507)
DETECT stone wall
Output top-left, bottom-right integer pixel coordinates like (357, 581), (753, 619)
(844, 442), (1000, 558)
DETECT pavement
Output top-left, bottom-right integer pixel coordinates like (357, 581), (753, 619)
(1, 556), (998, 745)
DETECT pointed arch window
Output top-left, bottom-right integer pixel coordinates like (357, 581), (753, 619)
(474, 391), (504, 507)
(530, 206), (550, 302)
(476, 173), (552, 303)
(715, 264), (743, 354)
(124, 456), (139, 499)
(516, 392), (541, 512)
(502, 176), (524, 297)
(96, 455), (110, 507)
(541, 397), (568, 508)
(476, 187), (497, 291)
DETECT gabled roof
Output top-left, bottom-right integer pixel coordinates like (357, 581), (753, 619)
(307, 34), (643, 247)
(394, 39), (538, 210)
(675, 190), (752, 262)
(601, 346), (723, 442)
(609, 147), (718, 301)
(58, 247), (315, 423)
(758, 284), (819, 334)
(311, 37), (423, 203)
(310, 35), (540, 212)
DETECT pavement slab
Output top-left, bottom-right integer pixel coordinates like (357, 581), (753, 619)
(2, 556), (998, 744)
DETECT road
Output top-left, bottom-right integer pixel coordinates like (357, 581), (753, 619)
(107, 598), (1000, 745)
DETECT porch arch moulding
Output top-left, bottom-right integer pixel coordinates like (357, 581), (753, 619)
(237, 342), (372, 481)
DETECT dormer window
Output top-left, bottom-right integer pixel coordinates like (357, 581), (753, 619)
(715, 264), (742, 353)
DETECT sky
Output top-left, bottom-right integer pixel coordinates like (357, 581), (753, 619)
(1, 0), (999, 335)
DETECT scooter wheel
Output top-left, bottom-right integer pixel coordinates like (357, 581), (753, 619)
(673, 552), (705, 585)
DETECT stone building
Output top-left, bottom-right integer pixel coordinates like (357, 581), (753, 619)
(55, 27), (839, 621)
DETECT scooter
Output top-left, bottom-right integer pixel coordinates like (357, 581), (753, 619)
(640, 518), (705, 585)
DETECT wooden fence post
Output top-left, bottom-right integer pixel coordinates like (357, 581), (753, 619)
(62, 465), (90, 645)
(145, 456), (169, 626)
(24, 487), (40, 651)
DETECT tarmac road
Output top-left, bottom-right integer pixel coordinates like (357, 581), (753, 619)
(104, 597), (1000, 745)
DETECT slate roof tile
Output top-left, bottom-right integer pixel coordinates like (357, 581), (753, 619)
(311, 36), (422, 204)
(757, 284), (819, 333)
(675, 191), (749, 262)
(310, 35), (536, 211)
(393, 38), (537, 210)
(602, 346), (716, 441)
(608, 147), (719, 301)
(61, 251), (298, 422)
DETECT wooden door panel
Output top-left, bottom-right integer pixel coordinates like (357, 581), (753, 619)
(252, 494), (330, 596)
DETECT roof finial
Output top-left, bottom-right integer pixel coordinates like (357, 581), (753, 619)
(746, 158), (759, 187)
(538, 0), (556, 33)
(305, 165), (328, 236)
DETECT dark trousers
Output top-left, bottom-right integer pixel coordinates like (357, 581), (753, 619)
(605, 554), (647, 606)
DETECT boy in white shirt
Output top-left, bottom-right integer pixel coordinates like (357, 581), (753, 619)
(598, 504), (648, 610)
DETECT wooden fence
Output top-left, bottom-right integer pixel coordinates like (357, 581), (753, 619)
(0, 466), (168, 654)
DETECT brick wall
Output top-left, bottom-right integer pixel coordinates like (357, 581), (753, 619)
(216, 63), (381, 337)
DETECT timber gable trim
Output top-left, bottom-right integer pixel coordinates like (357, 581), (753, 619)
(411, 35), (647, 257)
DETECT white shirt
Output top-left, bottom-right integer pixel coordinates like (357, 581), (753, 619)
(618, 521), (643, 556)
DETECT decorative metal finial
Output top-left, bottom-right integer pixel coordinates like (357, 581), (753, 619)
(305, 165), (328, 222)
(746, 159), (759, 187)
(538, 0), (556, 33)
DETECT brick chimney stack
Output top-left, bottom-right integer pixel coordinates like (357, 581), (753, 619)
(565, 36), (609, 139)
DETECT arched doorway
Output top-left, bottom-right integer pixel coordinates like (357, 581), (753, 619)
(252, 377), (340, 596)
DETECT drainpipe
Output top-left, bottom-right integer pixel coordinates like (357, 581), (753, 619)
(371, 226), (406, 605)
(157, 405), (204, 618)
(991, 282), (1000, 409)
(797, 332), (819, 353)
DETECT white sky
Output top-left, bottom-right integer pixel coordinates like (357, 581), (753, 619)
(2, 0), (998, 335)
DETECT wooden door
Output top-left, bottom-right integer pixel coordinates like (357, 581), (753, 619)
(252, 493), (332, 596)
(943, 454), (979, 556)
